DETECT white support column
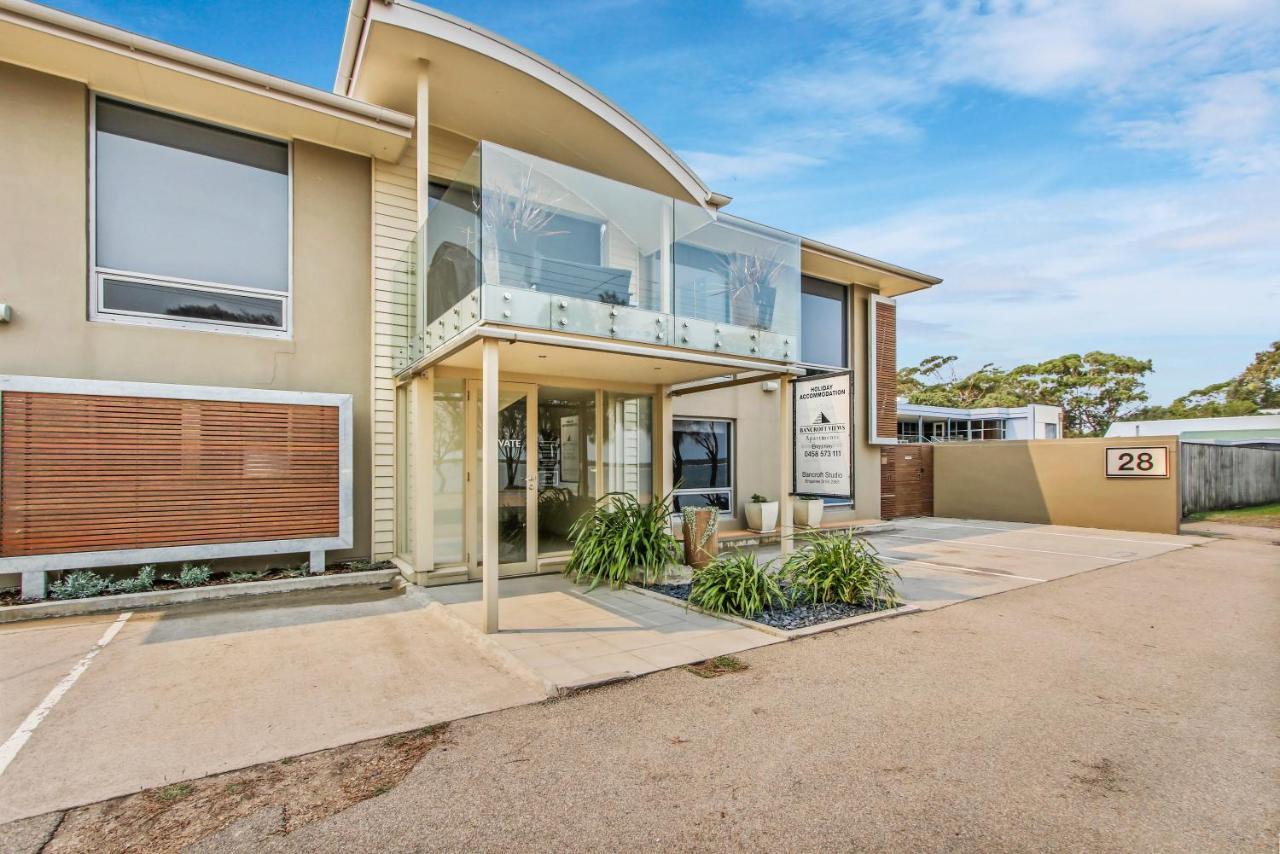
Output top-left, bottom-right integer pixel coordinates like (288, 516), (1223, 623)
(309, 549), (325, 575)
(778, 375), (794, 555)
(415, 60), (431, 229)
(481, 339), (500, 633)
(655, 386), (674, 502)
(411, 372), (434, 577)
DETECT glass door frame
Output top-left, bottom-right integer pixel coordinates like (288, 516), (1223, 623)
(464, 379), (539, 579)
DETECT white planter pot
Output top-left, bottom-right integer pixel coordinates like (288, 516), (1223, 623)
(793, 498), (824, 528)
(745, 501), (779, 533)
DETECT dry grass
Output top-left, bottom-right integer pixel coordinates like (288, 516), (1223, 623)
(682, 655), (749, 678)
(41, 723), (450, 853)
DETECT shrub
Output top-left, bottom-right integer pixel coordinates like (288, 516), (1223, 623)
(49, 571), (112, 600)
(110, 565), (157, 594)
(750, 493), (769, 503)
(781, 531), (902, 609)
(175, 563), (212, 588)
(229, 571), (265, 583)
(689, 550), (787, 617)
(564, 491), (680, 590)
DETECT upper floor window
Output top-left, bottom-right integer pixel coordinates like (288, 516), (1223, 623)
(800, 276), (847, 369)
(92, 97), (290, 336)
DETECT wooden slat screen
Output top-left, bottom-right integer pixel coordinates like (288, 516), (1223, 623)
(874, 299), (897, 440)
(1, 392), (340, 557)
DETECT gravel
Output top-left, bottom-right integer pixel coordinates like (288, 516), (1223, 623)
(641, 582), (883, 630)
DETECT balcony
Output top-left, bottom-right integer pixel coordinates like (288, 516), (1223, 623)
(392, 142), (801, 373)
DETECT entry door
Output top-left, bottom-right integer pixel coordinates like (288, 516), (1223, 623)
(467, 381), (538, 579)
(881, 444), (934, 518)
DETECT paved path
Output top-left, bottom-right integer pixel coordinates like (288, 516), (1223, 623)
(255, 535), (1276, 852)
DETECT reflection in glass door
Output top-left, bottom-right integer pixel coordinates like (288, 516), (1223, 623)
(468, 382), (537, 578)
(536, 387), (596, 555)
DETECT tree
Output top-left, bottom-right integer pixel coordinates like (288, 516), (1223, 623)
(1129, 341), (1279, 420)
(1012, 352), (1152, 437)
(897, 351), (1153, 437)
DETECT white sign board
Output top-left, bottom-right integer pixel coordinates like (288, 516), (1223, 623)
(1105, 446), (1169, 478)
(793, 372), (852, 498)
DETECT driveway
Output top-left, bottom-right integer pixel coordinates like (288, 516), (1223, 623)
(218, 534), (1280, 852)
(0, 584), (546, 824)
(0, 517), (1208, 826)
(756, 516), (1201, 611)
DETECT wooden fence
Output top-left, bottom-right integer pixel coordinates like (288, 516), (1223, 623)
(1180, 443), (1280, 514)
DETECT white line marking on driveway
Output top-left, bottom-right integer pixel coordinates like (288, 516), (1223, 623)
(882, 556), (1045, 583)
(878, 532), (1128, 562)
(913, 520), (1190, 547)
(0, 611), (132, 776)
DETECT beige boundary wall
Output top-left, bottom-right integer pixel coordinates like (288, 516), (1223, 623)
(934, 436), (1181, 535)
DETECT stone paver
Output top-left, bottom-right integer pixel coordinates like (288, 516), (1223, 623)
(428, 574), (778, 688)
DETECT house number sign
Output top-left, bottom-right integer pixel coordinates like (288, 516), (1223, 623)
(1105, 446), (1169, 478)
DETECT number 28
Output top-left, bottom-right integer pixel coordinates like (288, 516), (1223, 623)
(1117, 452), (1155, 472)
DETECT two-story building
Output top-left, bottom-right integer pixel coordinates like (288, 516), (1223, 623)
(0, 0), (940, 627)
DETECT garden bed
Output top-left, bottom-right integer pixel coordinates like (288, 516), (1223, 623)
(0, 560), (394, 607)
(642, 582), (888, 631)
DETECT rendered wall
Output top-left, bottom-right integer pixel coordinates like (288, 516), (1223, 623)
(934, 437), (1181, 534)
(0, 62), (374, 561)
(671, 283), (884, 526)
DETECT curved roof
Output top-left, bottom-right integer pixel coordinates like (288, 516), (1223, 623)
(336, 0), (715, 206)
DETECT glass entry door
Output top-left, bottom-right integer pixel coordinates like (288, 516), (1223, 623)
(467, 381), (538, 578)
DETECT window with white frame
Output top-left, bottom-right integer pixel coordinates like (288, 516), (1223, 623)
(672, 418), (734, 513)
(92, 97), (290, 335)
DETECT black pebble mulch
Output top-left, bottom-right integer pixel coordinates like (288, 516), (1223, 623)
(641, 583), (884, 630)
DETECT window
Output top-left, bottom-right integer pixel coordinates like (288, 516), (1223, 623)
(92, 97), (290, 336)
(672, 418), (734, 513)
(800, 276), (848, 369)
(1044, 423), (1058, 439)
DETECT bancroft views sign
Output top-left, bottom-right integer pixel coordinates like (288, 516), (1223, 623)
(793, 372), (852, 498)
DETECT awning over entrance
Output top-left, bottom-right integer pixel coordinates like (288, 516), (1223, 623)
(402, 330), (800, 633)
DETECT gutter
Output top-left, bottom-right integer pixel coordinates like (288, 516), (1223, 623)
(801, 237), (942, 286)
(0, 0), (414, 135)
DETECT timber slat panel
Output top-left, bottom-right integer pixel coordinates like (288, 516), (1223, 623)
(874, 300), (897, 440)
(1, 391), (340, 557)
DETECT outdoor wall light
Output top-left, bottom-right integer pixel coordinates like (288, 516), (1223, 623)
(762, 380), (779, 393)
(0, 304), (11, 323)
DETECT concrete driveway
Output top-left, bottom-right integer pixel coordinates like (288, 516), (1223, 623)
(864, 516), (1201, 609)
(0, 583), (546, 824)
(0, 517), (1205, 825)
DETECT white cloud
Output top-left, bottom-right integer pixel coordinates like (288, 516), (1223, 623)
(711, 0), (1280, 182)
(823, 177), (1280, 401)
(681, 149), (823, 184)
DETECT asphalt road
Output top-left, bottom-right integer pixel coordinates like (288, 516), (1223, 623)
(256, 535), (1279, 852)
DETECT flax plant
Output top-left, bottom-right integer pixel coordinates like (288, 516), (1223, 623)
(689, 551), (786, 618)
(564, 491), (680, 590)
(782, 531), (902, 609)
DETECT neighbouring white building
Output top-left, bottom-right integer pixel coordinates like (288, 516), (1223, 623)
(896, 401), (1063, 442)
(1106, 414), (1280, 447)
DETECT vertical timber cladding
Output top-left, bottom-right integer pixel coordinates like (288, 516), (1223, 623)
(872, 297), (897, 441)
(371, 128), (476, 560)
(0, 392), (340, 557)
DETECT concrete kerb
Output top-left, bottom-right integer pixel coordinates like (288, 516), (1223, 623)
(624, 583), (920, 639)
(0, 568), (402, 624)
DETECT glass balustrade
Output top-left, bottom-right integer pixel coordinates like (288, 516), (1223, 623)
(392, 141), (801, 372)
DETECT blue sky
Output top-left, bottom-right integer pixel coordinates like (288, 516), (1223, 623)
(49, 0), (1280, 403)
